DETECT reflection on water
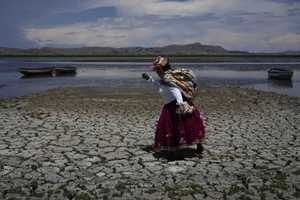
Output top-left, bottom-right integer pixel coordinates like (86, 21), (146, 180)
(20, 74), (54, 79)
(249, 80), (300, 98)
(195, 70), (266, 79)
(267, 79), (293, 88)
(78, 68), (136, 78)
(52, 73), (77, 77)
(20, 73), (77, 79)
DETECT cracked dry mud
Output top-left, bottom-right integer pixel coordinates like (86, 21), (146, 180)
(0, 86), (299, 200)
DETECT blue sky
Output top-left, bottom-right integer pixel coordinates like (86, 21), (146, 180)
(0, 0), (300, 53)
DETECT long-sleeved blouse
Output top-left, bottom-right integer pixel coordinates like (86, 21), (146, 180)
(148, 76), (183, 105)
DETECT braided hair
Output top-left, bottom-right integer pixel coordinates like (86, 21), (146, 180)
(161, 56), (172, 72)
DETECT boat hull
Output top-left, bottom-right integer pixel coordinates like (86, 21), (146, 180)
(18, 68), (54, 76)
(52, 66), (77, 74)
(268, 68), (293, 80)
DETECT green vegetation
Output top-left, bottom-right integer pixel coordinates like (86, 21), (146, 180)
(112, 192), (120, 197)
(241, 176), (251, 189)
(164, 184), (205, 199)
(100, 187), (110, 194)
(273, 173), (287, 182)
(145, 188), (158, 194)
(5, 187), (26, 196)
(269, 182), (290, 191)
(75, 192), (91, 200)
(237, 194), (253, 200)
(228, 185), (254, 196)
(258, 173), (290, 195)
(293, 169), (300, 175)
(29, 191), (44, 198)
(260, 192), (267, 200)
(164, 186), (181, 199)
(63, 188), (76, 199)
(293, 191), (300, 198)
(115, 181), (127, 192)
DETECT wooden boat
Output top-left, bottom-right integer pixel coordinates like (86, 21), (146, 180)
(52, 66), (77, 75)
(18, 67), (54, 76)
(268, 68), (294, 80)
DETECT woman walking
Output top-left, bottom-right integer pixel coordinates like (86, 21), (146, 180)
(142, 55), (205, 157)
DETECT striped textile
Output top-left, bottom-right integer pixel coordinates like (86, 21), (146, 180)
(161, 69), (198, 102)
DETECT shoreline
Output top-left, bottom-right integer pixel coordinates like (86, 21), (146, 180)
(2, 55), (300, 63)
(0, 85), (300, 199)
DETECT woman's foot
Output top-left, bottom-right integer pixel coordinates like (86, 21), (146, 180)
(196, 143), (204, 155)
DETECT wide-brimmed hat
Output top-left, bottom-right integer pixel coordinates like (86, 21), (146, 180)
(149, 56), (169, 71)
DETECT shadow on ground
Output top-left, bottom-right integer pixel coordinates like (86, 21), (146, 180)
(140, 145), (203, 161)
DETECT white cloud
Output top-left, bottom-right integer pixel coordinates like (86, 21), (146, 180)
(266, 33), (300, 51)
(21, 0), (300, 52)
(23, 19), (154, 47)
(52, 0), (237, 18)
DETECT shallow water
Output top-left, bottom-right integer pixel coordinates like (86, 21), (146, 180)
(0, 57), (300, 99)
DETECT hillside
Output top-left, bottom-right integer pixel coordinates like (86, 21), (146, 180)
(0, 43), (232, 55)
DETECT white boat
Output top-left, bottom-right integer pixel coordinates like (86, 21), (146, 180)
(268, 68), (293, 80)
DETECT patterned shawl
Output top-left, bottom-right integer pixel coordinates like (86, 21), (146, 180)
(161, 69), (198, 102)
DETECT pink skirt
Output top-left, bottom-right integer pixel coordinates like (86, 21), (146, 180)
(154, 100), (205, 152)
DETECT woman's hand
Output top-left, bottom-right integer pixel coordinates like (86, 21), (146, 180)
(179, 104), (185, 114)
(142, 73), (150, 80)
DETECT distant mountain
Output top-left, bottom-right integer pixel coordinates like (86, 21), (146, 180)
(0, 43), (230, 55)
(0, 43), (299, 56)
(278, 50), (300, 55)
(227, 50), (250, 54)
